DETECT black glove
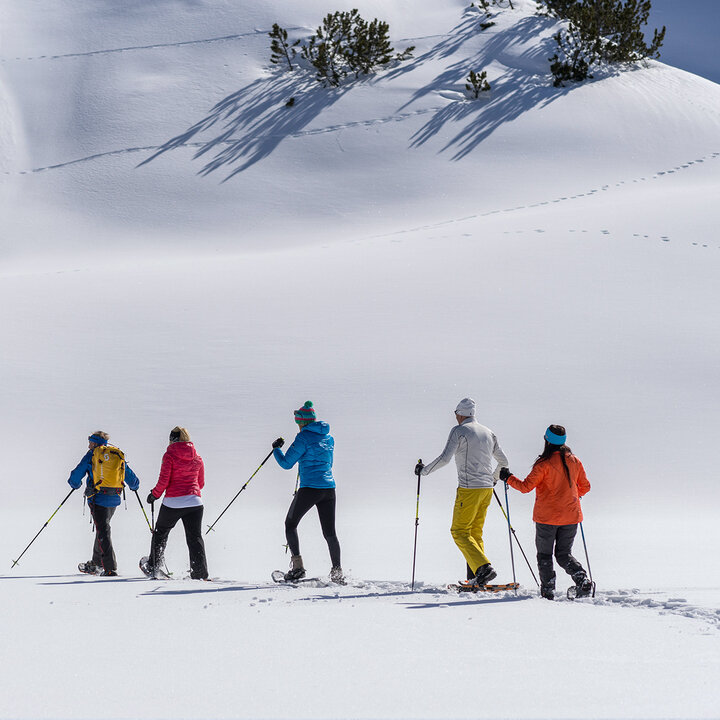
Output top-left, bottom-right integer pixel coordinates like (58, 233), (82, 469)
(415, 461), (425, 477)
(272, 437), (285, 449)
(499, 467), (511, 482)
(146, 493), (156, 504)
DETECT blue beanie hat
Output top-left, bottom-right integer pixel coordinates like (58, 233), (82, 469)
(294, 401), (316, 425)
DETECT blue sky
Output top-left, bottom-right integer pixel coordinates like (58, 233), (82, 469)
(649, 0), (720, 84)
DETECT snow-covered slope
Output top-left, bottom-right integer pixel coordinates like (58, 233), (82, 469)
(1, 1), (719, 718)
(2, 0), (719, 257)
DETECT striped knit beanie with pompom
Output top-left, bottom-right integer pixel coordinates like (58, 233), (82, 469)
(294, 401), (316, 425)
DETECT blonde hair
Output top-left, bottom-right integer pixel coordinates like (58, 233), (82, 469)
(170, 426), (191, 443)
(90, 430), (110, 441)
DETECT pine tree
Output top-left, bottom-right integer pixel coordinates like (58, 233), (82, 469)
(548, 0), (665, 86)
(269, 24), (299, 71)
(296, 9), (414, 87)
(465, 70), (491, 98)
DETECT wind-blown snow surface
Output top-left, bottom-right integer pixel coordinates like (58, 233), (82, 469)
(1, 1), (719, 718)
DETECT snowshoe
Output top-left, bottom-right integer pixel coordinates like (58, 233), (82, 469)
(540, 585), (555, 600)
(284, 566), (306, 582)
(271, 570), (322, 585)
(449, 581), (519, 593)
(100, 570), (118, 577)
(330, 566), (346, 585)
(78, 561), (101, 575)
(567, 579), (596, 600)
(139, 556), (171, 580)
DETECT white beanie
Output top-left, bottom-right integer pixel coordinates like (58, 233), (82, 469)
(455, 397), (476, 417)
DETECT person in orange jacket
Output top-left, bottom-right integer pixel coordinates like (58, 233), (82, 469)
(500, 425), (592, 600)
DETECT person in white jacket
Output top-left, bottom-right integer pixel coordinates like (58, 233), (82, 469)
(416, 398), (509, 585)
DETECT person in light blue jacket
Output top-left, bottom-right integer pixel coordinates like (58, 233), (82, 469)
(68, 430), (140, 576)
(272, 401), (343, 583)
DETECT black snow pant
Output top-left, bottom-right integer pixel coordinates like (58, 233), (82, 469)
(150, 504), (208, 580)
(535, 522), (586, 590)
(285, 487), (341, 568)
(90, 503), (117, 573)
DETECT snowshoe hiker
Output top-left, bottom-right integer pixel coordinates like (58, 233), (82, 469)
(143, 427), (208, 580)
(416, 398), (508, 585)
(501, 424), (592, 600)
(68, 431), (140, 576)
(272, 401), (344, 583)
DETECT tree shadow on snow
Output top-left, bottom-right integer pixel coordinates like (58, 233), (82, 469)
(392, 15), (578, 159)
(138, 72), (348, 181)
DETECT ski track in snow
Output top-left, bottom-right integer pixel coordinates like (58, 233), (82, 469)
(112, 577), (720, 632)
(0, 25), (465, 64)
(5, 139), (719, 250)
(0, 29), (297, 62)
(3, 22), (719, 252)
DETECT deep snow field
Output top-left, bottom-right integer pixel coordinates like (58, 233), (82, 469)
(1, 1), (719, 719)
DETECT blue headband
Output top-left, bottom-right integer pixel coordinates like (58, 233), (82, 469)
(544, 428), (566, 446)
(88, 434), (108, 446)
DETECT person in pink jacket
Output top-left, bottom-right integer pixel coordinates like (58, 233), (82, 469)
(143, 426), (208, 579)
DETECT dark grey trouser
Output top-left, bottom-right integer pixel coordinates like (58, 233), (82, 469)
(535, 522), (585, 590)
(90, 504), (117, 572)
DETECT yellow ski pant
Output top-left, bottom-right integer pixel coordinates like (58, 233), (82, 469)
(450, 487), (493, 573)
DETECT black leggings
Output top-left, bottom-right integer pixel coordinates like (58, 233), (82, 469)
(285, 487), (341, 567)
(150, 504), (208, 580)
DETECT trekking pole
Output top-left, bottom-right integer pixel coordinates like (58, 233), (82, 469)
(205, 449), (274, 534)
(11, 488), (76, 568)
(579, 521), (596, 596)
(150, 502), (157, 579)
(503, 480), (518, 593)
(411, 459), (422, 591)
(283, 471), (301, 554)
(493, 489), (539, 586)
(133, 490), (153, 533)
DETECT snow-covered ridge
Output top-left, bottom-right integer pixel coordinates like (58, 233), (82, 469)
(1, 0), (718, 257)
(1, 2), (719, 718)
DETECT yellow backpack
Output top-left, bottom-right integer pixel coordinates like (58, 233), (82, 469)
(91, 445), (126, 495)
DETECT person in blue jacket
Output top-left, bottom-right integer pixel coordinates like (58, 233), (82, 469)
(68, 431), (140, 576)
(272, 401), (343, 583)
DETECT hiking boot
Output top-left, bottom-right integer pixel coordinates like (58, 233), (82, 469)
(330, 566), (346, 585)
(472, 563), (497, 586)
(284, 554), (306, 582)
(540, 585), (555, 600)
(572, 571), (593, 598)
(78, 561), (100, 575)
(101, 569), (118, 577)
